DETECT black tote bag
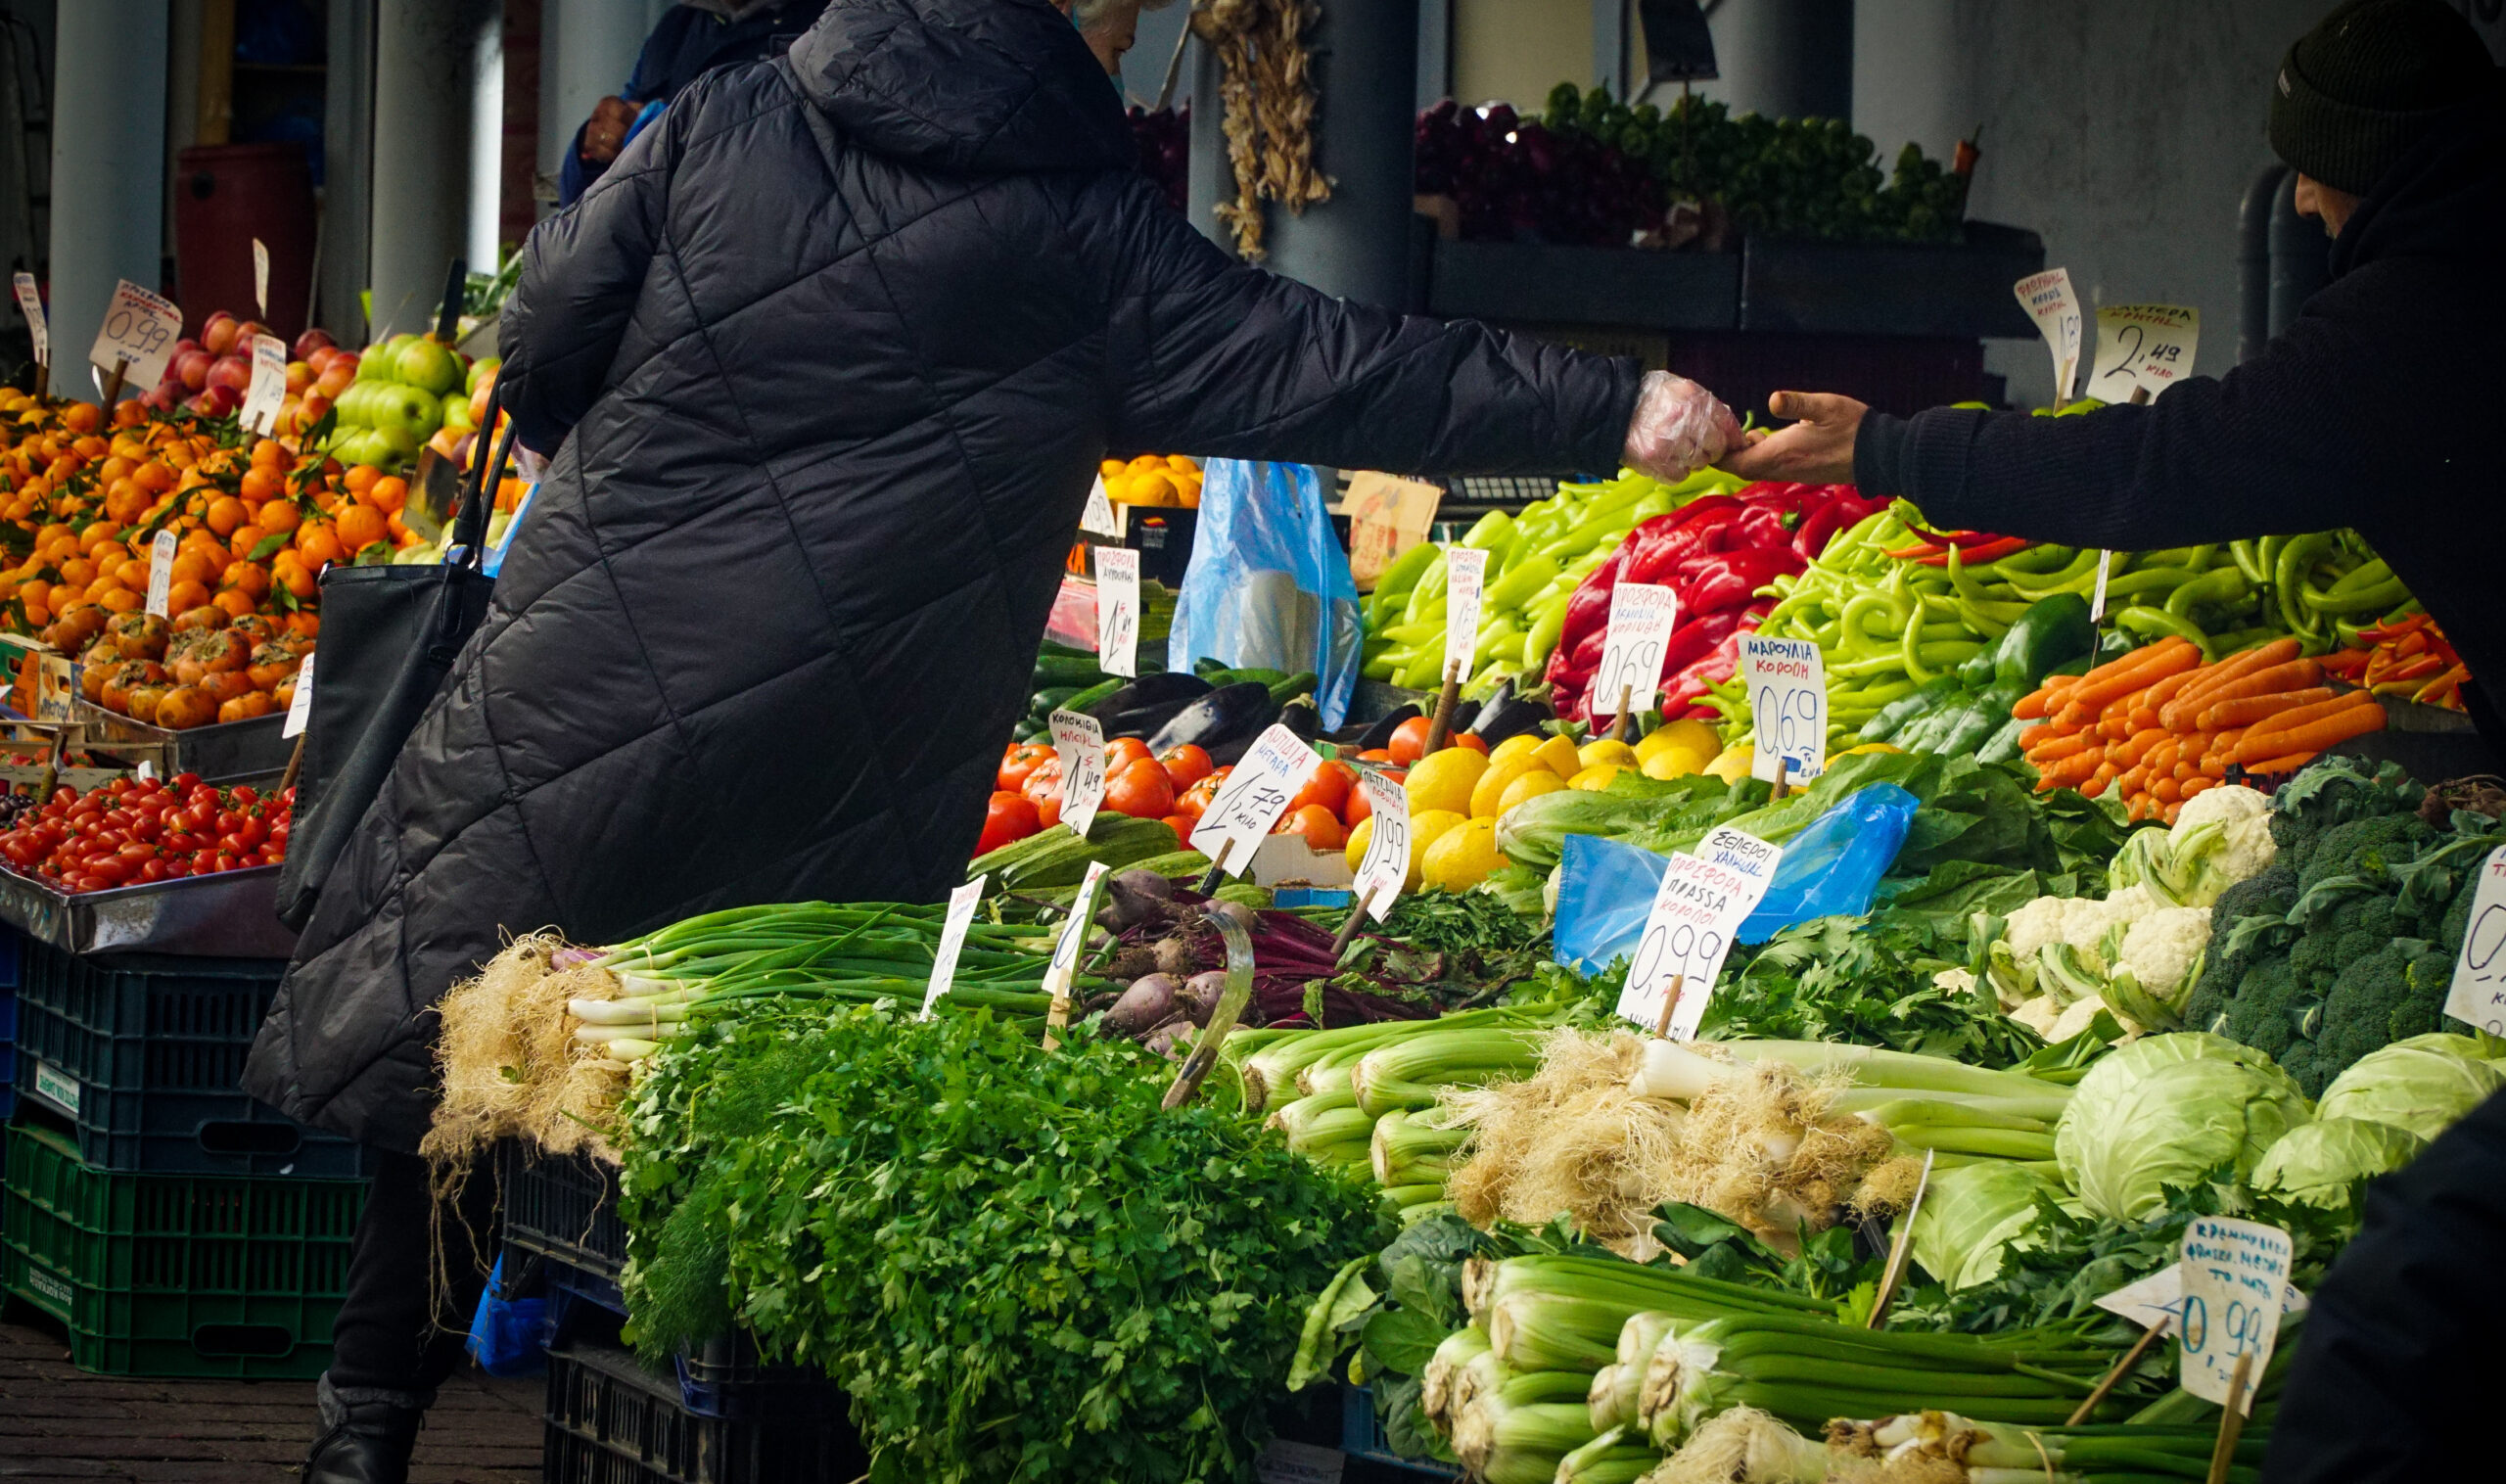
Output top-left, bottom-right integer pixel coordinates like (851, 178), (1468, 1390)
(273, 425), (513, 932)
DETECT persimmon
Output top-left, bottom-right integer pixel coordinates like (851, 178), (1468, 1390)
(286, 610), (318, 640)
(217, 690), (276, 723)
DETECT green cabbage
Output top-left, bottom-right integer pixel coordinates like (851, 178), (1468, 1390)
(2252, 1117), (2425, 1209)
(1909, 1161), (2067, 1291)
(2054, 1032), (2313, 1220)
(2317, 1037), (2505, 1141)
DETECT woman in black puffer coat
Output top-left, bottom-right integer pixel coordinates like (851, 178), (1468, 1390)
(255, 1), (1737, 1476)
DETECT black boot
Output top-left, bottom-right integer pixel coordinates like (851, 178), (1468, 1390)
(302, 1373), (430, 1484)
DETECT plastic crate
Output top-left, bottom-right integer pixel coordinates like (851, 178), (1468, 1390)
(673, 1332), (847, 1423)
(10, 940), (361, 1177)
(1342, 1386), (1463, 1479)
(0, 1118), (357, 1377)
(501, 1141), (626, 1279)
(0, 985), (15, 1123)
(544, 1338), (867, 1484)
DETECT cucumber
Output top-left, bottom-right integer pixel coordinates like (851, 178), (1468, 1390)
(1029, 685), (1083, 717)
(1032, 655), (1109, 688)
(1057, 678), (1124, 717)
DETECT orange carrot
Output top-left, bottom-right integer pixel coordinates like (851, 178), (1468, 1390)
(2152, 776), (2182, 803)
(2243, 751), (2320, 776)
(2149, 738), (2180, 776)
(2042, 748), (2106, 787)
(2237, 694), (2380, 757)
(2164, 636), (2300, 714)
(2019, 720), (2064, 750)
(2236, 699), (2386, 764)
(2013, 689), (2056, 721)
(2160, 802), (2182, 825)
(2200, 755), (2229, 779)
(2028, 732), (2092, 765)
(2199, 686), (2337, 730)
(2069, 638), (2201, 714)
(2164, 655), (2317, 729)
(2083, 763), (2117, 799)
(2140, 667), (2204, 714)
(2113, 727), (2168, 768)
(2179, 775), (2216, 800)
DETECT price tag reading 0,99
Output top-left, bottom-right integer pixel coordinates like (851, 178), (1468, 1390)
(2441, 845), (2506, 1033)
(1739, 633), (1826, 784)
(2014, 267), (2083, 402)
(1188, 723), (1320, 876)
(1592, 582), (1680, 727)
(1616, 827), (1782, 1038)
(89, 280), (185, 389)
(1351, 768), (1413, 921)
(2177, 1217), (2293, 1414)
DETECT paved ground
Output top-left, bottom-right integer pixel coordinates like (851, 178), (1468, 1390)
(0, 1308), (543, 1483)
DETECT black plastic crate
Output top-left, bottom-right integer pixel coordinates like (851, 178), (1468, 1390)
(500, 1142), (626, 1279)
(10, 941), (361, 1177)
(543, 1338), (866, 1484)
(673, 1332), (846, 1424)
(1342, 1386), (1463, 1479)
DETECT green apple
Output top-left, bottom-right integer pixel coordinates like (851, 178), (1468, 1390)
(465, 356), (500, 397)
(367, 423), (421, 466)
(439, 393), (477, 436)
(333, 381), (380, 426)
(394, 338), (463, 396)
(365, 382), (443, 445)
(334, 428), (389, 467)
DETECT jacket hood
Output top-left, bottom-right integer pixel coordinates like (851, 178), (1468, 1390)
(2332, 88), (2506, 276)
(788, 0), (1134, 174)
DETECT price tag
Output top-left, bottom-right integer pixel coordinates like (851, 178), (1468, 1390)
(2177, 1217), (2293, 1413)
(1094, 546), (1140, 679)
(1351, 768), (1413, 921)
(241, 334), (288, 438)
(1593, 582), (1680, 727)
(1255, 1439), (1345, 1484)
(89, 279), (184, 388)
(2013, 268), (2084, 401)
(1189, 723), (1320, 876)
(1339, 472), (1442, 588)
(253, 239), (270, 317)
(34, 654), (75, 722)
(13, 271), (45, 366)
(1442, 546), (1488, 680)
(1049, 859), (1109, 982)
(2090, 304), (2200, 402)
(1080, 476), (1122, 537)
(1616, 826), (1782, 1038)
(2090, 550), (2114, 623)
(144, 530), (177, 618)
(1049, 708), (1108, 841)
(920, 876), (988, 1020)
(282, 653), (314, 738)
(1740, 633), (1826, 784)
(2442, 845), (2506, 1032)
(2094, 1262), (2307, 1334)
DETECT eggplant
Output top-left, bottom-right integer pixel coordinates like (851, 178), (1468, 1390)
(1466, 680), (1554, 747)
(1147, 681), (1276, 754)
(1351, 704), (1422, 751)
(1098, 697), (1198, 740)
(1278, 696), (1321, 742)
(1084, 672), (1211, 719)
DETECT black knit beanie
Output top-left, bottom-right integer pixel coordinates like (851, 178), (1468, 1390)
(2269, 0), (2500, 195)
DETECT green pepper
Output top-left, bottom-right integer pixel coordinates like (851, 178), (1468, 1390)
(2101, 565), (2198, 599)
(2272, 532), (2338, 641)
(2001, 547), (2105, 598)
(2302, 575), (2410, 616)
(2112, 604), (2214, 660)
(2160, 566), (2251, 620)
(1523, 603), (1568, 670)
(1402, 556), (1450, 624)
(1991, 592), (2094, 687)
(1860, 674), (1966, 742)
(2227, 539), (2270, 584)
(1975, 712), (2032, 765)
(1368, 539), (1440, 620)
(1484, 551), (1560, 611)
(1938, 675), (2028, 756)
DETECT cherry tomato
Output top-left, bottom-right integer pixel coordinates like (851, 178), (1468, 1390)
(975, 791), (1043, 857)
(1275, 804), (1345, 852)
(231, 786), (258, 807)
(1388, 716), (1432, 764)
(1103, 758), (1176, 820)
(1157, 744), (1214, 789)
(997, 742), (1055, 792)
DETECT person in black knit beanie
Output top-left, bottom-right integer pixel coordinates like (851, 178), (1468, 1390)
(1725, 0), (2506, 760)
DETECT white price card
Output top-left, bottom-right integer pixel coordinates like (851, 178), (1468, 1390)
(1442, 546), (1488, 681)
(2014, 268), (2084, 402)
(1080, 475), (1122, 537)
(2090, 550), (2114, 623)
(89, 279), (184, 389)
(1593, 582), (1680, 727)
(1048, 859), (1109, 983)
(241, 333), (288, 438)
(144, 530), (177, 619)
(13, 271), (45, 366)
(2094, 1262), (2308, 1335)
(1351, 768), (1413, 922)
(1049, 707), (1108, 841)
(920, 876), (988, 1020)
(2177, 1217), (2294, 1414)
(1617, 827), (1782, 1038)
(2090, 304), (2200, 403)
(2442, 845), (2506, 1033)
(282, 653), (314, 739)
(253, 239), (270, 317)
(34, 654), (75, 723)
(1189, 723), (1321, 876)
(1094, 545), (1140, 679)
(1740, 633), (1826, 784)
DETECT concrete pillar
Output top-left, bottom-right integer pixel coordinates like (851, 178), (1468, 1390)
(1705, 0), (1852, 120)
(370, 0), (476, 340)
(1263, 0), (1421, 310)
(321, 0), (375, 343)
(51, 1), (167, 395)
(538, 0), (652, 188)
(468, 15), (507, 268)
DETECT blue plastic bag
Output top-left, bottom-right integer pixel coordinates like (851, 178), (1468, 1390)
(465, 1253), (547, 1378)
(1168, 459), (1363, 728)
(1552, 784), (1922, 971)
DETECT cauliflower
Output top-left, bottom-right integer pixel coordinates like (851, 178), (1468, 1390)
(2173, 783), (2277, 886)
(1931, 966), (1979, 997)
(2009, 993), (2111, 1042)
(2004, 889), (2158, 960)
(2115, 904), (2214, 1003)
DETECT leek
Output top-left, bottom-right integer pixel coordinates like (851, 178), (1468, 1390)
(1552, 1426), (1657, 1484)
(1633, 1039), (2076, 1104)
(1241, 1007), (1536, 1112)
(1372, 1107), (1467, 1186)
(1451, 1396), (1598, 1484)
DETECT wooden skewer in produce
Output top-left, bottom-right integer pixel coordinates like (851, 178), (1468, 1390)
(2206, 1351), (2255, 1484)
(1420, 658), (1463, 756)
(2067, 1322), (2169, 1425)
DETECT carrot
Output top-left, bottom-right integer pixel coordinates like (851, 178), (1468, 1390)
(2140, 667), (2204, 714)
(2179, 775), (2216, 800)
(2236, 694), (2380, 756)
(2019, 720), (2064, 750)
(2151, 775), (2181, 804)
(2243, 751), (2321, 776)
(2027, 731), (2092, 765)
(2116, 762), (2151, 795)
(2200, 755), (2229, 779)
(2166, 636), (2300, 711)
(2068, 638), (2201, 714)
(2163, 652), (2316, 729)
(2042, 748), (2106, 787)
(2174, 759), (2199, 781)
(2160, 802), (2182, 825)
(2148, 738), (2180, 776)
(2013, 689), (2056, 720)
(2100, 715), (2137, 743)
(2199, 686), (2336, 730)
(2113, 727), (2168, 768)
(2125, 793), (2156, 823)
(2236, 698), (2386, 764)
(2082, 763), (2118, 799)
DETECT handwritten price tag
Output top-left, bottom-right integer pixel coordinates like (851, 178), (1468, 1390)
(2177, 1217), (2292, 1414)
(1050, 708), (1108, 840)
(13, 272), (45, 366)
(2095, 1262), (2307, 1335)
(1593, 582), (1679, 726)
(89, 279), (184, 388)
(1095, 546), (1140, 679)
(282, 653), (314, 739)
(920, 876), (988, 1020)
(144, 530), (177, 618)
(2442, 845), (2506, 1032)
(1351, 769), (1413, 921)
(1080, 476), (1122, 537)
(35, 654), (75, 722)
(1443, 546), (1488, 681)
(2014, 268), (2084, 402)
(2090, 550), (2115, 623)
(1617, 826), (1781, 1038)
(1049, 860), (1109, 981)
(1189, 723), (1320, 876)
(241, 333), (288, 438)
(2091, 304), (2200, 402)
(253, 239), (270, 317)
(1740, 634), (1825, 784)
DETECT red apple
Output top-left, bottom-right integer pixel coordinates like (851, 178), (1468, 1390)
(195, 383), (242, 417)
(173, 348), (213, 392)
(293, 328), (336, 361)
(141, 385), (177, 412)
(313, 360), (354, 399)
(233, 320), (269, 347)
(206, 355), (253, 394)
(285, 360), (313, 394)
(298, 391), (333, 425)
(200, 311), (239, 355)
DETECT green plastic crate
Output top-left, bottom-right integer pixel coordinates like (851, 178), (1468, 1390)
(0, 1118), (360, 1377)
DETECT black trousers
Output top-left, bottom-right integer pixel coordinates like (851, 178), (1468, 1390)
(327, 1149), (500, 1395)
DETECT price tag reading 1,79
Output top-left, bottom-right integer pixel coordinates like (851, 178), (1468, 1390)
(2091, 303), (2200, 403)
(1739, 633), (1826, 784)
(1189, 723), (1320, 877)
(1617, 826), (1782, 1038)
(1049, 708), (1108, 841)
(145, 531), (177, 619)
(920, 875), (988, 1020)
(1351, 769), (1413, 921)
(2014, 267), (2083, 402)
(12, 271), (45, 367)
(241, 334), (288, 438)
(1442, 546), (1488, 681)
(89, 279), (184, 389)
(2440, 844), (2506, 1033)
(1593, 582), (1680, 727)
(2177, 1217), (2293, 1414)
(1095, 546), (1140, 679)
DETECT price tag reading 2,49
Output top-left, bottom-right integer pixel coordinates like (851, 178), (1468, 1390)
(2177, 1217), (2293, 1414)
(1739, 633), (1826, 784)
(1351, 768), (1413, 921)
(2441, 844), (2506, 1033)
(1617, 825), (1782, 1039)
(1188, 723), (1319, 877)
(2091, 304), (2200, 402)
(1049, 707), (1108, 841)
(1095, 546), (1140, 679)
(1593, 582), (1680, 727)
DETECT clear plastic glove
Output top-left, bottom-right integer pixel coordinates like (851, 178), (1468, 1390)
(1621, 370), (1744, 482)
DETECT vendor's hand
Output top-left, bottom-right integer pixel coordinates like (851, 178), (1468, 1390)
(1718, 392), (1866, 485)
(580, 96), (638, 165)
(1622, 370), (1745, 482)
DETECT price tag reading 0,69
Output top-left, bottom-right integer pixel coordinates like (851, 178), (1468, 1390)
(1739, 633), (1826, 783)
(2441, 845), (2506, 1033)
(1592, 582), (1680, 726)
(1442, 546), (1488, 681)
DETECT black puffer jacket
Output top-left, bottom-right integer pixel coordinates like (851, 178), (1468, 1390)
(244, 0), (1642, 1152)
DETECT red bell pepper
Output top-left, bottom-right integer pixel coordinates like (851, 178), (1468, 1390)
(1679, 547), (1801, 616)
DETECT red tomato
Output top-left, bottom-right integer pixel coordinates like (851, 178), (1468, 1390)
(1447, 732), (1490, 755)
(1157, 743), (1214, 789)
(1289, 759), (1355, 817)
(1388, 716), (1431, 764)
(1179, 766), (1229, 819)
(1103, 758), (1177, 819)
(1275, 804), (1345, 852)
(1160, 813), (1196, 838)
(998, 742), (1055, 792)
(1021, 760), (1064, 829)
(1356, 747), (1394, 763)
(975, 790), (1043, 856)
(1343, 781), (1372, 828)
(1104, 736), (1154, 772)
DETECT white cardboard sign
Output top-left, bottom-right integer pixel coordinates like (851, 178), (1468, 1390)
(1442, 546), (1488, 681)
(1188, 724), (1319, 876)
(2177, 1217), (2293, 1414)
(144, 530), (177, 619)
(2442, 845), (2506, 1033)
(1049, 708), (1108, 841)
(1617, 827), (1781, 1038)
(1351, 768), (1413, 922)
(2090, 303), (2200, 403)
(253, 239), (270, 317)
(1094, 546), (1140, 679)
(1593, 582), (1680, 727)
(1740, 633), (1826, 784)
(12, 271), (45, 366)
(920, 876), (988, 1019)
(282, 653), (314, 739)
(241, 333), (288, 437)
(89, 279), (184, 388)
(2094, 1262), (2308, 1336)
(2014, 268), (2084, 402)
(1080, 476), (1121, 537)
(2090, 550), (2115, 623)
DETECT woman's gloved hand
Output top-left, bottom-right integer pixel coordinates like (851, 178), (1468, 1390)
(1622, 370), (1745, 482)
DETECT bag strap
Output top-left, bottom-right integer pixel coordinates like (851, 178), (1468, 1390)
(449, 388), (518, 571)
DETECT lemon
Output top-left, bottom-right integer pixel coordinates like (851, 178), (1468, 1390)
(1569, 764), (1622, 791)
(1421, 816), (1503, 891)
(1578, 738), (1640, 770)
(1468, 757), (1542, 818)
(1411, 808), (1467, 858)
(1641, 747), (1707, 781)
(1405, 749), (1488, 816)
(1637, 717), (1722, 765)
(1498, 767), (1568, 813)
(1344, 815), (1373, 875)
(1703, 741), (1754, 785)
(1530, 733), (1584, 780)
(1489, 733), (1546, 767)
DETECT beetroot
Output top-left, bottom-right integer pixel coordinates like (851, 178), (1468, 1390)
(1101, 974), (1180, 1037)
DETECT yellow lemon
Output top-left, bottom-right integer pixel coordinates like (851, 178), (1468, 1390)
(1468, 757), (1542, 818)
(1411, 809), (1468, 859)
(1577, 738), (1640, 770)
(1637, 717), (1722, 765)
(1498, 767), (1568, 813)
(1703, 741), (1754, 785)
(1569, 764), (1622, 791)
(1421, 815), (1503, 891)
(1489, 733), (1546, 767)
(1530, 733), (1584, 780)
(1344, 815), (1374, 875)
(1641, 747), (1707, 781)
(1405, 749), (1488, 816)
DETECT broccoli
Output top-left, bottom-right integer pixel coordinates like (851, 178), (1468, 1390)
(2267, 757), (2424, 875)
(2179, 860), (2298, 1032)
(2294, 812), (2436, 894)
(2308, 937), (2455, 1090)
